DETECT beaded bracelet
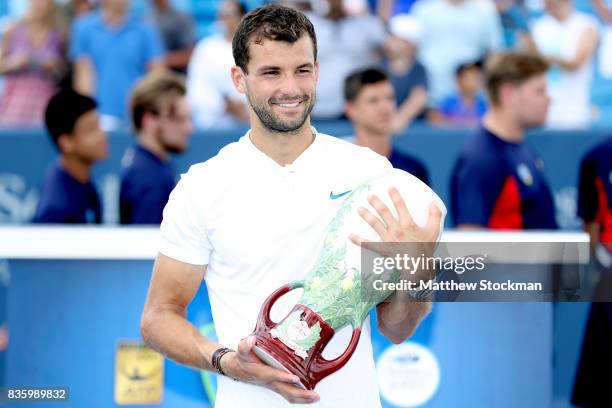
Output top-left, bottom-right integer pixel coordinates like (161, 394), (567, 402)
(211, 347), (234, 376)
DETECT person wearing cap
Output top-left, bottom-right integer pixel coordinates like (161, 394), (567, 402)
(383, 14), (429, 133)
(32, 89), (109, 224)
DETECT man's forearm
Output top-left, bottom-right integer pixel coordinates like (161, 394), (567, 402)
(141, 305), (221, 371)
(376, 293), (431, 344)
(74, 59), (94, 96)
(393, 88), (427, 133)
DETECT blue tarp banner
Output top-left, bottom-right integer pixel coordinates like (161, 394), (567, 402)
(0, 124), (608, 228)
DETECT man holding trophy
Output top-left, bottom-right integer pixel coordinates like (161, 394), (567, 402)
(140, 4), (444, 407)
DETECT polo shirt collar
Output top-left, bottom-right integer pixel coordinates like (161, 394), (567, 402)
(242, 126), (322, 174)
(93, 9), (138, 30)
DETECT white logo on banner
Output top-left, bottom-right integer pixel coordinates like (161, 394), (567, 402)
(554, 187), (581, 230)
(377, 342), (440, 407)
(0, 173), (38, 223)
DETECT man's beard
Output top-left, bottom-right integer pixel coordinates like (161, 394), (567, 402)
(247, 92), (315, 134)
(157, 129), (186, 155)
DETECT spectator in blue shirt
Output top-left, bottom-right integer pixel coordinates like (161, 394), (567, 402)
(70, 0), (166, 130)
(429, 61), (487, 127)
(119, 72), (193, 225)
(32, 89), (109, 224)
(344, 68), (430, 186)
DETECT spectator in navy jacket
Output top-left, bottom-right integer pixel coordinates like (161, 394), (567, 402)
(344, 67), (430, 185)
(32, 89), (108, 224)
(119, 72), (193, 225)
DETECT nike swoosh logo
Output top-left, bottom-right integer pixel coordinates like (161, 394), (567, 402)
(329, 190), (352, 200)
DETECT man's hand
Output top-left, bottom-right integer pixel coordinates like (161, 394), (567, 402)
(223, 336), (320, 404)
(349, 187), (441, 343)
(349, 187), (442, 258)
(349, 186), (442, 291)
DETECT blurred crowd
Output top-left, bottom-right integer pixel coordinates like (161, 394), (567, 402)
(0, 0), (610, 131)
(2, 0), (611, 236)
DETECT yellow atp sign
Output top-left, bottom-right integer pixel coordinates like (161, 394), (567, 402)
(114, 340), (164, 405)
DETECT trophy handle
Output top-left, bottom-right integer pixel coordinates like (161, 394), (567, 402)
(311, 326), (362, 376)
(256, 281), (304, 331)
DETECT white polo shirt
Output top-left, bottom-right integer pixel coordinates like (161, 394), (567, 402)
(159, 128), (392, 408)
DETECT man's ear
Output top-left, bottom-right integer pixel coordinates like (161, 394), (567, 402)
(498, 83), (514, 106)
(231, 65), (247, 94)
(345, 101), (355, 121)
(57, 133), (74, 154)
(314, 60), (319, 82)
(141, 111), (158, 131)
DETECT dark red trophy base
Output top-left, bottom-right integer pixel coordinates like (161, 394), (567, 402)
(251, 284), (362, 390)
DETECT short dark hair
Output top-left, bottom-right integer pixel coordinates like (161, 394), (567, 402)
(455, 60), (483, 78)
(485, 52), (549, 106)
(44, 88), (97, 147)
(130, 72), (187, 132)
(344, 67), (389, 102)
(232, 4), (317, 73)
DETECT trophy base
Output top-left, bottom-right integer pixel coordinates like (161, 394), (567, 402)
(252, 345), (307, 390)
(253, 326), (319, 390)
(252, 303), (349, 390)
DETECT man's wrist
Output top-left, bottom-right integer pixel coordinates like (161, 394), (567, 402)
(211, 347), (235, 376)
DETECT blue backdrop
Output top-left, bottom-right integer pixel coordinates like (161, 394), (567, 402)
(0, 257), (591, 408)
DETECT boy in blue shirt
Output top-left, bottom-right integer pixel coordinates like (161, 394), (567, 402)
(119, 72), (193, 224)
(429, 61), (488, 127)
(32, 89), (109, 223)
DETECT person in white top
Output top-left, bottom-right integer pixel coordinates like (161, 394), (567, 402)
(531, 0), (599, 128)
(307, 0), (388, 119)
(140, 4), (440, 407)
(592, 0), (612, 78)
(187, 0), (249, 129)
(411, 0), (504, 104)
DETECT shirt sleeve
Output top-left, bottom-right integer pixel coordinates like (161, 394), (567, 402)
(159, 169), (212, 265)
(177, 14), (195, 48)
(142, 22), (166, 64)
(366, 16), (388, 48)
(577, 154), (599, 222)
(129, 185), (173, 225)
(415, 161), (430, 187)
(69, 17), (88, 61)
(482, 1), (504, 52)
(438, 96), (454, 115)
(451, 154), (505, 227)
(412, 62), (428, 91)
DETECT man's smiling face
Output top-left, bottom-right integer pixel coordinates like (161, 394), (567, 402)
(233, 36), (318, 134)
